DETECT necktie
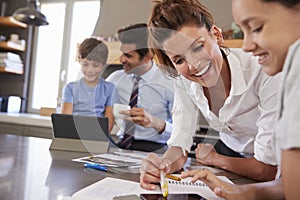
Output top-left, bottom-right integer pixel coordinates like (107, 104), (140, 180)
(119, 76), (141, 149)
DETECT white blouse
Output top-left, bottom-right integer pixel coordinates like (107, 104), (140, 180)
(275, 39), (300, 166)
(168, 48), (281, 165)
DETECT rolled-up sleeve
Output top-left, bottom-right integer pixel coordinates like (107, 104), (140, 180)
(167, 78), (199, 154)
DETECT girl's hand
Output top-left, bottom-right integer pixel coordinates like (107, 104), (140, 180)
(181, 169), (254, 200)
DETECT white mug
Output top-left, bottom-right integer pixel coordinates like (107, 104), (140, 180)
(113, 104), (130, 130)
(113, 103), (130, 120)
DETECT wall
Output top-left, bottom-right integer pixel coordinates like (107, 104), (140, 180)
(201, 0), (234, 31)
(93, 0), (234, 37)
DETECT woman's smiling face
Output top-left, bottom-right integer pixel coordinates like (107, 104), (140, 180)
(162, 25), (223, 87)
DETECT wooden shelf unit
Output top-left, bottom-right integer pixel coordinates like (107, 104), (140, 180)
(0, 41), (25, 51)
(0, 66), (23, 74)
(0, 16), (27, 28)
(0, 16), (27, 75)
(224, 39), (243, 48)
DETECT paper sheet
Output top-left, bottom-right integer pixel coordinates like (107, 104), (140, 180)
(71, 177), (159, 200)
(72, 153), (141, 168)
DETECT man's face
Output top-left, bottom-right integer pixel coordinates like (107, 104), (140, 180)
(119, 43), (145, 74)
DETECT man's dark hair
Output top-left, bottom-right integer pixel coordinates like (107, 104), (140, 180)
(117, 23), (149, 59)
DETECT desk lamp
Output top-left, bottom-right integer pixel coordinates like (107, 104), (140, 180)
(12, 0), (49, 26)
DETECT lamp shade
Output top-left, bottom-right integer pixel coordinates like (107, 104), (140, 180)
(12, 1), (49, 26)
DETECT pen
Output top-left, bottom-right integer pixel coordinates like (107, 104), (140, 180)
(166, 174), (181, 181)
(84, 163), (109, 172)
(160, 170), (169, 198)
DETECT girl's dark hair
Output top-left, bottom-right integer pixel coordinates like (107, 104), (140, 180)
(261, 0), (300, 8)
(78, 38), (108, 65)
(149, 0), (215, 77)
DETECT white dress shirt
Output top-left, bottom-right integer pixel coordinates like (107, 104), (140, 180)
(106, 62), (175, 144)
(168, 48), (281, 165)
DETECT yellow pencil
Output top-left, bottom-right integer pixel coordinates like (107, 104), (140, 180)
(166, 174), (181, 181)
(160, 170), (169, 197)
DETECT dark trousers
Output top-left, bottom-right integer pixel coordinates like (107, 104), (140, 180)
(125, 139), (168, 153)
(214, 139), (244, 158)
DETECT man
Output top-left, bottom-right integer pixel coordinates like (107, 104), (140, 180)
(106, 23), (174, 152)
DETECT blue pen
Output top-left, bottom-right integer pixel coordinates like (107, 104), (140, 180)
(84, 163), (108, 171)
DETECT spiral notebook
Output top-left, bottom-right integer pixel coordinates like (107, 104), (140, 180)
(167, 176), (207, 187)
(165, 174), (233, 196)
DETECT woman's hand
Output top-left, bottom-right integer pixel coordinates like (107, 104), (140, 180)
(195, 143), (219, 166)
(140, 153), (172, 190)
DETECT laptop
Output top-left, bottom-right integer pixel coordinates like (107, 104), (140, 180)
(50, 113), (110, 153)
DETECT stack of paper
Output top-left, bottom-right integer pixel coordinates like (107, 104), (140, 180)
(72, 152), (142, 168)
(0, 52), (23, 73)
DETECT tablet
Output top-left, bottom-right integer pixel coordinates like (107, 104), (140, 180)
(140, 193), (206, 200)
(50, 113), (110, 153)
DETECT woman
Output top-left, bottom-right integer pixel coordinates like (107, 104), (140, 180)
(181, 0), (300, 199)
(140, 0), (281, 187)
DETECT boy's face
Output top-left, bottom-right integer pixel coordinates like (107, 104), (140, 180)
(80, 58), (104, 83)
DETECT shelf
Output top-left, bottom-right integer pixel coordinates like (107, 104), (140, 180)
(0, 16), (27, 28)
(0, 41), (25, 51)
(224, 39), (243, 48)
(105, 41), (121, 64)
(0, 66), (23, 74)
